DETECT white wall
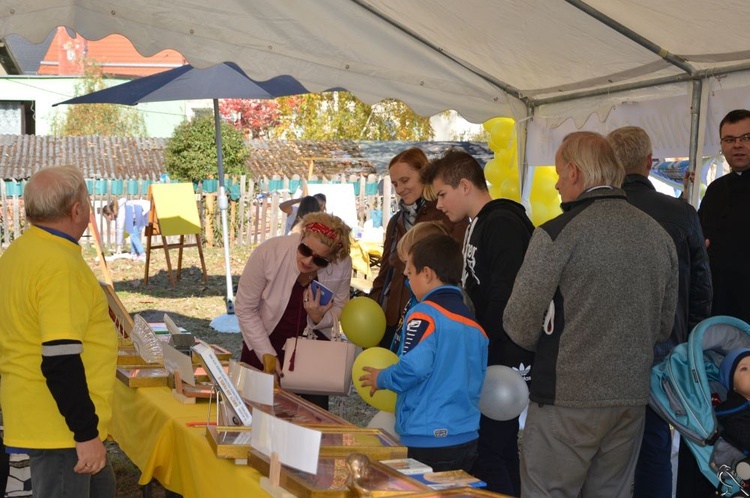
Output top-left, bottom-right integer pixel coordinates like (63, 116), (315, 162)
(0, 76), (188, 137)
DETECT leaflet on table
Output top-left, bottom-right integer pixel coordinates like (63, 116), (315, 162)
(192, 342), (252, 426)
(380, 457), (433, 475)
(408, 470), (487, 490)
(149, 322), (187, 334)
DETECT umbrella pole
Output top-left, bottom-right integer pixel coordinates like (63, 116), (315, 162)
(210, 99), (240, 333)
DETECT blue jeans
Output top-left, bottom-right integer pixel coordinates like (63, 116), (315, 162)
(28, 448), (115, 498)
(633, 406), (673, 498)
(129, 228), (145, 256)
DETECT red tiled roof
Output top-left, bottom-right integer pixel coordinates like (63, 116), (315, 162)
(246, 139), (376, 178)
(0, 135), (167, 180)
(38, 27), (185, 78)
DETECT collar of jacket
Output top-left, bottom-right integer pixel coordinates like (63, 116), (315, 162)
(561, 186), (626, 212)
(623, 174), (656, 191)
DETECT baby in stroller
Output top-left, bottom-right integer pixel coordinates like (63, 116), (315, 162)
(716, 348), (750, 478)
(650, 316), (750, 497)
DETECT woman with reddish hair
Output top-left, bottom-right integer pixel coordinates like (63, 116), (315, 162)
(235, 212), (352, 409)
(369, 147), (468, 351)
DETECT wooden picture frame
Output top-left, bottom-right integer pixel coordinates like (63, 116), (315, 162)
(249, 450), (429, 498)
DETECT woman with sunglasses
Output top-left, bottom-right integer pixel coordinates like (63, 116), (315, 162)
(369, 147), (468, 351)
(235, 212), (352, 409)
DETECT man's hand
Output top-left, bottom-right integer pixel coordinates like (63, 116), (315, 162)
(74, 437), (106, 475)
(359, 366), (382, 397)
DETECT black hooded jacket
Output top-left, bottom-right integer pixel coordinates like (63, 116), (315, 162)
(463, 198), (535, 376)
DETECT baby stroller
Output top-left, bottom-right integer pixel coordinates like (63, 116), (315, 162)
(650, 315), (750, 497)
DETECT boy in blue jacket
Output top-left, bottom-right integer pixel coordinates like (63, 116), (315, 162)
(360, 234), (488, 472)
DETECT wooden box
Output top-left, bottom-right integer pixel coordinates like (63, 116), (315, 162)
(247, 389), (352, 427)
(316, 427), (406, 460)
(249, 450), (429, 498)
(398, 489), (513, 497)
(206, 426), (253, 460)
(115, 366), (169, 387)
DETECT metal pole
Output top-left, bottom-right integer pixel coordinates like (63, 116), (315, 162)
(213, 99), (235, 314)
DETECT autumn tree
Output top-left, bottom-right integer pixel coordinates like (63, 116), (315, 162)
(51, 62), (147, 137)
(218, 92), (432, 141)
(165, 114), (249, 183)
(218, 99), (282, 139)
(278, 92), (433, 140)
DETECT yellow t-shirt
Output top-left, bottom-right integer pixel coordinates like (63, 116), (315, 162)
(0, 226), (117, 449)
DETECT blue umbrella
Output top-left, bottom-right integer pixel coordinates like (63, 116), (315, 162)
(56, 62), (324, 332)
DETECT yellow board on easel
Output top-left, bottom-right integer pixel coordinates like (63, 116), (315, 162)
(150, 183), (201, 236)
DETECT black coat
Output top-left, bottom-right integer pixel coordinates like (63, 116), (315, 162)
(623, 175), (713, 362)
(699, 171), (750, 324)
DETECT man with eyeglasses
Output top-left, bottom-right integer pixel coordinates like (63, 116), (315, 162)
(676, 109), (750, 498)
(698, 109), (750, 325)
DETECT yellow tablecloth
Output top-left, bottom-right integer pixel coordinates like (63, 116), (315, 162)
(110, 382), (266, 498)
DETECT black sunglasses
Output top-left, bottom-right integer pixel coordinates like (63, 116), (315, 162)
(297, 243), (330, 268)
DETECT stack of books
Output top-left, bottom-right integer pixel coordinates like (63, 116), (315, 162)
(380, 458), (487, 490)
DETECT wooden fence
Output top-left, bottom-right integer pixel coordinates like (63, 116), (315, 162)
(0, 174), (393, 250)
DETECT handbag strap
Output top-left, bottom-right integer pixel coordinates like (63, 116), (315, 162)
(288, 335), (300, 372)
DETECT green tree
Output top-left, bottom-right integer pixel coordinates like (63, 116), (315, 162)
(276, 92), (433, 140)
(51, 62), (147, 137)
(165, 114), (249, 183)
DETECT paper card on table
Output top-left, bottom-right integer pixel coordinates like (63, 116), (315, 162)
(251, 409), (321, 475)
(235, 366), (274, 406)
(163, 342), (196, 386)
(192, 342), (253, 426)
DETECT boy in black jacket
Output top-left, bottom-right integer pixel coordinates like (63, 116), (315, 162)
(421, 149), (534, 496)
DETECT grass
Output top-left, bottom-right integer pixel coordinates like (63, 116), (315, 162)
(86, 243), (377, 497)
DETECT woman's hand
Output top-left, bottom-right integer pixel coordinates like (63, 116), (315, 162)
(303, 285), (333, 324)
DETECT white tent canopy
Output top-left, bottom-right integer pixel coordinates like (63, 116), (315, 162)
(2, 0), (750, 185)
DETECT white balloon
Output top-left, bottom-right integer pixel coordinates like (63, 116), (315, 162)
(479, 365), (529, 421)
(367, 410), (399, 440)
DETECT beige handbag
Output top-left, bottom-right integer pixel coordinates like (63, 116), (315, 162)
(280, 335), (356, 396)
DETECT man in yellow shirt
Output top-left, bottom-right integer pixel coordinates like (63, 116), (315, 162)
(0, 166), (117, 497)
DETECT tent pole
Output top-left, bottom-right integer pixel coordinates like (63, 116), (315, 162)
(213, 99), (235, 315)
(687, 80), (709, 208)
(564, 0), (694, 76)
(519, 102), (533, 211)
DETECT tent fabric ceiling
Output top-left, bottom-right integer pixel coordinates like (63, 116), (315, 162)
(2, 0), (750, 160)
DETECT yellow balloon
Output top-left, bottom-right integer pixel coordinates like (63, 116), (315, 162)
(495, 147), (518, 173)
(530, 202), (549, 226)
(483, 158), (504, 186)
(353, 347), (399, 412)
(488, 182), (504, 200)
(340, 297), (386, 348)
(499, 177), (521, 202)
(489, 120), (515, 151)
(482, 116), (509, 133)
(530, 199), (562, 226)
(530, 166), (559, 202)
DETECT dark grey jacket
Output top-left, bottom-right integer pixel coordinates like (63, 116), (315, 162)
(623, 174), (712, 363)
(504, 187), (678, 408)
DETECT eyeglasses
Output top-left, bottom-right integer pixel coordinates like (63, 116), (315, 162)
(297, 243), (330, 268)
(720, 134), (750, 145)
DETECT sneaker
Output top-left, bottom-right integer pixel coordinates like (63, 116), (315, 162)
(135, 254), (146, 262)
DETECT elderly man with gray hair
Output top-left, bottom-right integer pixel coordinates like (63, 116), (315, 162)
(607, 126), (712, 498)
(0, 166), (117, 498)
(504, 131), (679, 498)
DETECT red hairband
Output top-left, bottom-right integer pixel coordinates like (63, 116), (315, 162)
(305, 222), (338, 241)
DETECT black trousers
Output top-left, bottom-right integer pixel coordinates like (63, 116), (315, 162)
(408, 439), (478, 473)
